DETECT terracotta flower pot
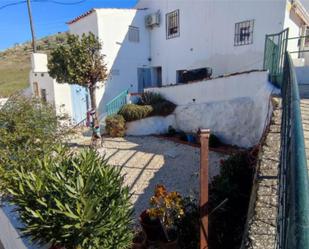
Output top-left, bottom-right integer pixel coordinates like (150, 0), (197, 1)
(132, 231), (146, 249)
(139, 210), (163, 242)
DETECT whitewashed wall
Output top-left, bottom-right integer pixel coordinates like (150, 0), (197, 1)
(295, 66), (309, 84)
(69, 9), (150, 114)
(127, 71), (274, 148)
(29, 54), (73, 118)
(0, 202), (48, 249)
(136, 0), (287, 83)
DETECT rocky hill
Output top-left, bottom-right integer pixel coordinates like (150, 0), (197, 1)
(0, 32), (67, 97)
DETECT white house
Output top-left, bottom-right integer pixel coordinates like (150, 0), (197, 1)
(29, 53), (73, 118)
(30, 0), (309, 122)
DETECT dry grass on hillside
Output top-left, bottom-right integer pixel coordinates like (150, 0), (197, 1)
(0, 32), (67, 97)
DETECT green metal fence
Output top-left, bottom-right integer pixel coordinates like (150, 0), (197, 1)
(264, 28), (309, 249)
(263, 28), (289, 87)
(277, 52), (309, 249)
(106, 89), (129, 116)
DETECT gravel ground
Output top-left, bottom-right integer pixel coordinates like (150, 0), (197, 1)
(97, 136), (227, 218)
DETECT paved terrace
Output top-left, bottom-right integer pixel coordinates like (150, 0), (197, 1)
(96, 136), (226, 217)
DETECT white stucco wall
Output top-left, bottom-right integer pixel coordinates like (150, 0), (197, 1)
(127, 71), (274, 148)
(295, 66), (309, 84)
(136, 0), (287, 84)
(69, 9), (150, 114)
(29, 54), (73, 118)
(0, 202), (48, 249)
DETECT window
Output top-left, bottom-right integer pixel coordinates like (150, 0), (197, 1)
(41, 89), (47, 102)
(33, 82), (39, 97)
(234, 20), (254, 46)
(128, 26), (140, 42)
(166, 10), (180, 39)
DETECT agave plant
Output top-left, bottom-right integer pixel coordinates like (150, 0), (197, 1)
(8, 148), (133, 249)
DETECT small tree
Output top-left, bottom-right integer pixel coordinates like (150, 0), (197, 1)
(48, 33), (108, 125)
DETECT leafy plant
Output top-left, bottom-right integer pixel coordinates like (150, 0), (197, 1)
(175, 197), (200, 249)
(147, 185), (184, 229)
(209, 133), (223, 148)
(140, 92), (165, 106)
(105, 114), (126, 137)
(140, 92), (176, 117)
(48, 33), (108, 127)
(118, 104), (153, 122)
(0, 96), (65, 194)
(209, 151), (256, 249)
(8, 148), (133, 249)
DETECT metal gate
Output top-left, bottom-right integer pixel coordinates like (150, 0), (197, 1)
(263, 28), (289, 86)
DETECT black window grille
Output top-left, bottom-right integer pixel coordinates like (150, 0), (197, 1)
(234, 20), (254, 46)
(166, 10), (180, 39)
(128, 26), (140, 42)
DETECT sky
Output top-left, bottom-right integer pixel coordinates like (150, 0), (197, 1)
(0, 0), (138, 51)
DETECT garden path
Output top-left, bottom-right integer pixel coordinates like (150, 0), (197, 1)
(97, 136), (226, 218)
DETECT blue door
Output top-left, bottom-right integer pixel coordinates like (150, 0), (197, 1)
(137, 68), (151, 92)
(70, 85), (89, 124)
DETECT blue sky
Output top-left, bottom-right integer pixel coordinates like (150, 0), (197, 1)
(0, 0), (138, 51)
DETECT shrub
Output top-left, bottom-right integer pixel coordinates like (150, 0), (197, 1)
(140, 92), (176, 117)
(118, 104), (153, 122)
(140, 92), (165, 105)
(209, 134), (223, 148)
(209, 151), (255, 249)
(152, 100), (176, 116)
(8, 149), (133, 249)
(176, 197), (199, 249)
(105, 114), (126, 137)
(0, 96), (64, 193)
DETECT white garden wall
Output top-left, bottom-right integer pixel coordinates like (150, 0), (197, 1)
(127, 71), (275, 148)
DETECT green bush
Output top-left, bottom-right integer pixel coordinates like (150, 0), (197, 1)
(0, 96), (64, 193)
(118, 104), (153, 122)
(8, 149), (133, 249)
(105, 114), (126, 137)
(140, 92), (165, 105)
(152, 100), (176, 116)
(176, 197), (200, 249)
(140, 92), (176, 117)
(209, 134), (223, 148)
(209, 151), (255, 249)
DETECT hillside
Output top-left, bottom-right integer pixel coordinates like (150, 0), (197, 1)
(0, 32), (67, 97)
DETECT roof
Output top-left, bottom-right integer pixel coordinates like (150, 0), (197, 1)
(66, 8), (96, 25)
(66, 8), (138, 25)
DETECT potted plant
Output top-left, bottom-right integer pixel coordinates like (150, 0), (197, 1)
(139, 209), (163, 243)
(132, 230), (146, 249)
(147, 185), (184, 248)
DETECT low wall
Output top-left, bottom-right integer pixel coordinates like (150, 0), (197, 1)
(127, 71), (274, 148)
(295, 66), (309, 85)
(0, 202), (47, 249)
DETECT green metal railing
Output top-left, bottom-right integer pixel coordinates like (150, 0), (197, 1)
(277, 52), (309, 249)
(106, 89), (129, 116)
(263, 28), (289, 87)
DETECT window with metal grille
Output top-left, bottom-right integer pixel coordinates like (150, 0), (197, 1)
(128, 26), (140, 42)
(166, 10), (180, 39)
(234, 20), (254, 46)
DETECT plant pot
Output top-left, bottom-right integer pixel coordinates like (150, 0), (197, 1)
(160, 229), (179, 249)
(139, 210), (163, 242)
(49, 245), (65, 249)
(132, 231), (146, 249)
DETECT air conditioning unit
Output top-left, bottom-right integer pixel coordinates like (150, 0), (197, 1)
(145, 12), (160, 28)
